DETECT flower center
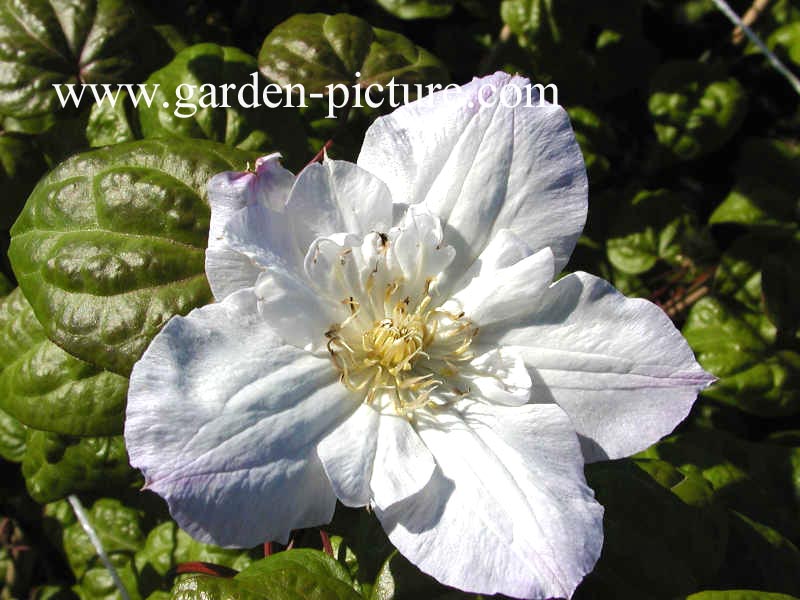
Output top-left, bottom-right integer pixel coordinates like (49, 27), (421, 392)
(326, 278), (477, 416)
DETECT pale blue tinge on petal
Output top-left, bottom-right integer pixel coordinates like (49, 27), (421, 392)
(125, 289), (358, 546)
(375, 400), (603, 600)
(357, 72), (587, 279)
(491, 271), (716, 463)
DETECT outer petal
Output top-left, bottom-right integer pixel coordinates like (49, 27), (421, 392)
(357, 72), (587, 279)
(375, 401), (603, 599)
(206, 153), (295, 247)
(206, 154), (296, 300)
(286, 158), (393, 254)
(125, 289), (357, 546)
(491, 272), (716, 462)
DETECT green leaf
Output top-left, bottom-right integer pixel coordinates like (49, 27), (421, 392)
(0, 407), (26, 462)
(576, 459), (728, 599)
(567, 106), (617, 186)
(0, 0), (159, 122)
(709, 138), (800, 233)
(235, 549), (360, 599)
(649, 61), (747, 162)
(769, 22), (800, 68)
(500, 0), (656, 102)
(136, 521), (256, 581)
(172, 549), (363, 600)
(0, 135), (48, 230)
(718, 512), (800, 595)
(683, 296), (800, 416)
(61, 498), (147, 600)
(139, 43), (306, 160)
(714, 235), (768, 312)
(0, 272), (12, 296)
(9, 138), (256, 375)
(637, 430), (800, 541)
(86, 89), (141, 148)
(682, 592), (800, 600)
(605, 189), (696, 275)
(258, 14), (448, 95)
(0, 288), (128, 436)
(21, 430), (140, 503)
(373, 0), (455, 19)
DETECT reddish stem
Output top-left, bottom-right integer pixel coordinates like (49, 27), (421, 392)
(305, 140), (334, 169)
(174, 562), (238, 578)
(320, 530), (333, 556)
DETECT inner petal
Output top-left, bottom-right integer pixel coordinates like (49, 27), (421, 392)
(305, 210), (484, 416)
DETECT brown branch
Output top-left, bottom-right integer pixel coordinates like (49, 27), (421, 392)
(732, 0), (770, 44)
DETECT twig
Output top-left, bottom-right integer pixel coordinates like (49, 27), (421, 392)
(304, 139), (333, 169)
(710, 0), (800, 96)
(732, 0), (770, 44)
(68, 495), (131, 600)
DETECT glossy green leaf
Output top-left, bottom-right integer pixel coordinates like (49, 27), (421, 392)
(21, 430), (140, 503)
(235, 549), (360, 599)
(605, 189), (695, 275)
(258, 13), (448, 94)
(172, 549), (362, 600)
(0, 407), (26, 462)
(0, 0), (160, 122)
(136, 521), (256, 580)
(500, 0), (656, 102)
(0, 288), (128, 436)
(0, 135), (48, 230)
(60, 498), (147, 600)
(769, 22), (800, 67)
(86, 89), (140, 148)
(139, 43), (305, 159)
(575, 459), (728, 599)
(638, 430), (800, 540)
(714, 235), (768, 312)
(649, 61), (747, 162)
(683, 297), (800, 416)
(709, 138), (800, 233)
(0, 272), (11, 297)
(9, 138), (256, 375)
(718, 512), (800, 595)
(567, 106), (616, 186)
(374, 0), (455, 19)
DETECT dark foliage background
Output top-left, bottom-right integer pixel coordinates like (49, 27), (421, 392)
(1, 1), (799, 599)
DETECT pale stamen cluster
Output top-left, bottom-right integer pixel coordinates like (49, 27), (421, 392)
(326, 276), (478, 416)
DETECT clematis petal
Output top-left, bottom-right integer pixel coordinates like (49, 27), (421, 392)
(205, 154), (297, 300)
(206, 153), (295, 247)
(286, 158), (393, 254)
(375, 400), (603, 599)
(464, 347), (532, 406)
(491, 272), (716, 462)
(253, 262), (347, 352)
(317, 403), (380, 508)
(125, 289), (357, 546)
(369, 411), (437, 510)
(357, 72), (587, 280)
(448, 246), (554, 327)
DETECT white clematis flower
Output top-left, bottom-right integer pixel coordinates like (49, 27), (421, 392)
(125, 72), (714, 600)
